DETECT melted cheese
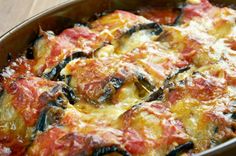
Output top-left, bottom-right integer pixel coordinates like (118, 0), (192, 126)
(1, 1), (236, 156)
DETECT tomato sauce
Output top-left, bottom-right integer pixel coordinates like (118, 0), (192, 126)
(138, 8), (180, 25)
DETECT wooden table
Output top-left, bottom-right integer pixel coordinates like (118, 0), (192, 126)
(0, 0), (69, 36)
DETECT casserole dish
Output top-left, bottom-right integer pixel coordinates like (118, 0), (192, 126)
(0, 0), (236, 155)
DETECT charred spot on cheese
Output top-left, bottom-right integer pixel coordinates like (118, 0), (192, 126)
(73, 22), (88, 28)
(87, 11), (108, 23)
(43, 51), (89, 80)
(167, 141), (194, 156)
(92, 145), (131, 156)
(109, 77), (125, 90)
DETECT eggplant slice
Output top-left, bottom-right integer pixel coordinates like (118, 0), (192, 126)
(43, 51), (89, 80)
(167, 142), (194, 156)
(61, 85), (77, 104)
(172, 9), (184, 26)
(58, 75), (72, 85)
(163, 66), (190, 88)
(0, 85), (3, 98)
(145, 87), (164, 102)
(34, 84), (75, 134)
(171, 3), (186, 26)
(136, 71), (156, 92)
(145, 66), (190, 102)
(123, 22), (163, 36)
(231, 113), (236, 120)
(35, 106), (64, 132)
(92, 145), (131, 156)
(97, 76), (126, 103)
(44, 23), (163, 87)
(111, 23), (163, 55)
(7, 53), (13, 62)
(98, 70), (155, 103)
(25, 46), (35, 59)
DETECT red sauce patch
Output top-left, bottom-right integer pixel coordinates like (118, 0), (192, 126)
(175, 60), (189, 68)
(54, 133), (94, 155)
(160, 119), (188, 145)
(4, 77), (56, 126)
(183, 0), (212, 22)
(225, 39), (236, 51)
(29, 128), (105, 156)
(181, 39), (201, 63)
(138, 8), (180, 25)
(46, 26), (99, 69)
(168, 89), (183, 104)
(168, 76), (226, 103)
(61, 27), (97, 43)
(28, 127), (66, 155)
(0, 132), (29, 156)
(116, 10), (140, 20)
(69, 59), (109, 102)
(91, 10), (143, 40)
(187, 77), (226, 101)
(1, 57), (35, 83)
(123, 129), (147, 155)
(204, 108), (234, 139)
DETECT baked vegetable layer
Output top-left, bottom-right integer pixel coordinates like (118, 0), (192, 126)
(1, 0), (236, 155)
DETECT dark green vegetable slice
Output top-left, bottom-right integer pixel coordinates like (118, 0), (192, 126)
(62, 85), (77, 105)
(43, 51), (88, 80)
(167, 141), (194, 156)
(146, 66), (190, 102)
(123, 22), (163, 36)
(97, 76), (125, 103)
(35, 106), (64, 133)
(92, 145), (131, 156)
(145, 87), (164, 102)
(0, 85), (3, 98)
(136, 72), (155, 92)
